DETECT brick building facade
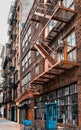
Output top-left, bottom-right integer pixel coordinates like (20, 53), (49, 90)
(19, 0), (81, 129)
(2, 0), (81, 129)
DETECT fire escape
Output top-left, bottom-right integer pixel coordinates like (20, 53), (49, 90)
(30, 0), (78, 88)
(2, 55), (14, 104)
(8, 1), (17, 42)
(7, 1), (19, 101)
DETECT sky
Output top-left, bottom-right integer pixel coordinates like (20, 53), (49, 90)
(0, 0), (12, 45)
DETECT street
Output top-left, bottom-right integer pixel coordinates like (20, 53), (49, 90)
(0, 118), (20, 130)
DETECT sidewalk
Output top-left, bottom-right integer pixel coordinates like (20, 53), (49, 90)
(0, 118), (20, 130)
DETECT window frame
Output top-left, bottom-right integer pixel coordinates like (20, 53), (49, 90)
(22, 26), (31, 52)
(66, 31), (76, 62)
(21, 72), (31, 93)
(22, 51), (31, 72)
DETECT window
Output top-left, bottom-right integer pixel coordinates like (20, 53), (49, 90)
(49, 20), (57, 32)
(57, 51), (64, 61)
(58, 98), (65, 106)
(66, 32), (76, 62)
(22, 51), (31, 72)
(22, 26), (31, 52)
(14, 87), (18, 99)
(36, 107), (45, 120)
(49, 91), (56, 99)
(21, 72), (30, 94)
(14, 58), (16, 67)
(70, 83), (77, 94)
(35, 64), (39, 76)
(35, 51), (39, 57)
(35, 22), (39, 29)
(63, 0), (74, 9)
(28, 51), (31, 65)
(35, 83), (78, 125)
(57, 89), (63, 98)
(45, 20), (57, 39)
(63, 87), (69, 96)
(14, 70), (18, 83)
(27, 72), (30, 84)
(22, 36), (26, 52)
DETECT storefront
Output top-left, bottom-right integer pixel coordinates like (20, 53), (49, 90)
(35, 82), (78, 129)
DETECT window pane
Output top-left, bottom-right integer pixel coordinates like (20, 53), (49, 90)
(72, 32), (76, 46)
(35, 64), (39, 76)
(67, 36), (71, 51)
(57, 52), (64, 61)
(70, 83), (77, 94)
(57, 89), (63, 97)
(63, 0), (73, 8)
(63, 87), (69, 96)
(66, 32), (76, 62)
(35, 51), (39, 57)
(73, 50), (76, 62)
(35, 22), (39, 29)
(49, 20), (57, 32)
(68, 52), (72, 61)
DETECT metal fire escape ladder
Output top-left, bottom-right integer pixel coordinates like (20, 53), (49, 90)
(31, 0), (77, 65)
(34, 43), (54, 65)
(31, 0), (77, 46)
(30, 0), (78, 88)
(31, 1), (60, 43)
(31, 2), (60, 65)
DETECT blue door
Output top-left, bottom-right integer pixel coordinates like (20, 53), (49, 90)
(46, 103), (58, 130)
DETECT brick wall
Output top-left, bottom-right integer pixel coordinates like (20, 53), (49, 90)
(20, 0), (81, 126)
(74, 0), (81, 125)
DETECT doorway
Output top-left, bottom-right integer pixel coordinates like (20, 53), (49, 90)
(46, 103), (58, 130)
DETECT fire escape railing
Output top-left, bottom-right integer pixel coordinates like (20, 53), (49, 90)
(31, 0), (77, 47)
(30, 43), (78, 86)
(29, 0), (78, 90)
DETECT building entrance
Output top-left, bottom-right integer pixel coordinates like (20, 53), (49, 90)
(46, 103), (58, 129)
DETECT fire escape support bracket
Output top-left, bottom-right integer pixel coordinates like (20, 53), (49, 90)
(34, 11), (69, 24)
(34, 44), (55, 66)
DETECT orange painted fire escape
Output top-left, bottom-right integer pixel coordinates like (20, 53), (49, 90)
(29, 0), (78, 95)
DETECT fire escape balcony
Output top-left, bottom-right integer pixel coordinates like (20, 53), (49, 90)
(12, 33), (17, 41)
(4, 78), (14, 88)
(9, 65), (15, 71)
(32, 0), (77, 42)
(1, 70), (7, 78)
(9, 49), (16, 58)
(2, 56), (8, 69)
(9, 32), (17, 41)
(8, 29), (12, 37)
(7, 1), (17, 26)
(30, 44), (79, 86)
(8, 65), (15, 74)
(8, 18), (17, 27)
